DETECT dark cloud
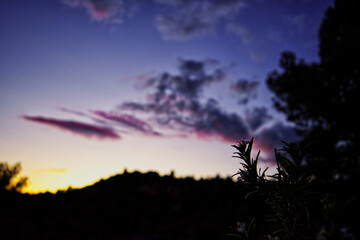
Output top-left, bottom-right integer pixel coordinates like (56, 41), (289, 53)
(120, 98), (249, 142)
(23, 116), (120, 140)
(231, 79), (259, 94)
(255, 121), (299, 155)
(246, 107), (272, 131)
(122, 58), (226, 116)
(230, 79), (260, 104)
(192, 99), (249, 142)
(119, 59), (249, 142)
(143, 58), (226, 99)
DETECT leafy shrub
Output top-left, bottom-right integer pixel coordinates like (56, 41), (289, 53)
(230, 138), (316, 240)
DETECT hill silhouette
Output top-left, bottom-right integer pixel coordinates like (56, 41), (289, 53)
(0, 170), (249, 239)
(1, 169), (359, 239)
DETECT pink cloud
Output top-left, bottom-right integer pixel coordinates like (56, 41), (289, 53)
(60, 0), (141, 24)
(93, 111), (162, 136)
(23, 116), (120, 140)
(194, 130), (244, 144)
(83, 1), (112, 21)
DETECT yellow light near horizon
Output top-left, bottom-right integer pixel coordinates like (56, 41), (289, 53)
(12, 133), (271, 194)
(24, 171), (105, 194)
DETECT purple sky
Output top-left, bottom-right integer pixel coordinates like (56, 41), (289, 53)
(0, 0), (332, 192)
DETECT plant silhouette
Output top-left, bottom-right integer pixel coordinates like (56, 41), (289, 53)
(230, 138), (358, 240)
(231, 138), (315, 240)
(0, 162), (28, 192)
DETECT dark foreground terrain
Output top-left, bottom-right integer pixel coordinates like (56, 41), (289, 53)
(1, 171), (248, 239)
(2, 170), (359, 239)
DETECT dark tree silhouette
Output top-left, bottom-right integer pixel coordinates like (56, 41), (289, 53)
(0, 162), (28, 192)
(267, 0), (360, 181)
(0, 170), (245, 240)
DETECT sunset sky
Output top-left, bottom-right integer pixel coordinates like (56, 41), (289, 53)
(0, 0), (332, 193)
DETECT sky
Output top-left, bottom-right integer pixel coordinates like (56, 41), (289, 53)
(0, 0), (332, 193)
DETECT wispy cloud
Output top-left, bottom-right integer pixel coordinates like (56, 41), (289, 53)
(93, 111), (162, 136)
(23, 116), (120, 140)
(59, 0), (257, 47)
(61, 0), (139, 23)
(61, 0), (248, 40)
(155, 0), (247, 40)
(24, 57), (297, 161)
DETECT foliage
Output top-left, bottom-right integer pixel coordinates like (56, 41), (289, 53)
(266, 0), (360, 182)
(0, 162), (28, 192)
(259, 1), (360, 238)
(230, 138), (360, 239)
(230, 138), (317, 240)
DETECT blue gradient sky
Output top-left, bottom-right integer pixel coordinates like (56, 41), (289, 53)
(0, 0), (332, 192)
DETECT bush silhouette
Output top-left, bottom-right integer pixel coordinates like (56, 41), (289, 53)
(0, 162), (28, 192)
(230, 138), (358, 240)
(231, 138), (314, 239)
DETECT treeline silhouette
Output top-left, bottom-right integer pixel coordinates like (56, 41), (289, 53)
(1, 170), (248, 240)
(1, 164), (358, 239)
